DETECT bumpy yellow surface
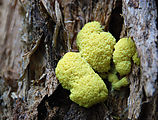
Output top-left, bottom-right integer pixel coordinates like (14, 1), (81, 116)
(55, 52), (108, 108)
(113, 38), (136, 76)
(77, 21), (103, 47)
(77, 21), (116, 73)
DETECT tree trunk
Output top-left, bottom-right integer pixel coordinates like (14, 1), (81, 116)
(0, 0), (157, 120)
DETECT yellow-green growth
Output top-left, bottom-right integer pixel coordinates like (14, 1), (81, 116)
(115, 61), (131, 76)
(77, 21), (116, 73)
(112, 77), (129, 90)
(77, 21), (103, 47)
(108, 73), (119, 84)
(113, 38), (137, 76)
(55, 52), (108, 108)
(132, 52), (140, 65)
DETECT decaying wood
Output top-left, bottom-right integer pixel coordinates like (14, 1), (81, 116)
(0, 0), (157, 120)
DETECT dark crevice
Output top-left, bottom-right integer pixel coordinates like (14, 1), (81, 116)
(156, 0), (158, 30)
(56, 25), (68, 60)
(37, 95), (48, 120)
(0, 0), (2, 6)
(48, 84), (71, 108)
(139, 88), (158, 120)
(156, 0), (158, 50)
(139, 100), (155, 120)
(139, 88), (147, 120)
(156, 95), (158, 119)
(92, 0), (99, 8)
(29, 35), (46, 82)
(108, 0), (123, 41)
(37, 85), (71, 120)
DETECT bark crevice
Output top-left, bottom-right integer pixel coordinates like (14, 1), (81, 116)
(109, 0), (123, 40)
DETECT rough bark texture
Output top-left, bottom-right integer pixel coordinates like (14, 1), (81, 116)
(0, 0), (23, 118)
(0, 0), (157, 120)
(122, 0), (158, 119)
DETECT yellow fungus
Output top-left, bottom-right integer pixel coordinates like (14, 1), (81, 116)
(77, 21), (116, 73)
(113, 38), (138, 76)
(55, 52), (108, 108)
(112, 77), (129, 90)
(108, 73), (119, 84)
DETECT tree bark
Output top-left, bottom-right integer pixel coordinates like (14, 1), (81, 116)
(122, 0), (158, 119)
(0, 0), (157, 120)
